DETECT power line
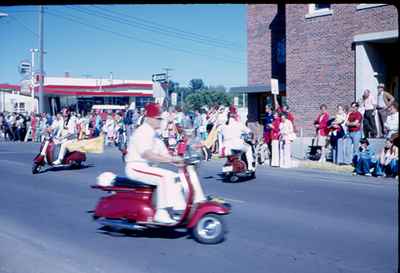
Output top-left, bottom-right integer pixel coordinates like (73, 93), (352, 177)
(8, 14), (39, 38)
(65, 5), (244, 53)
(45, 8), (246, 65)
(90, 5), (245, 50)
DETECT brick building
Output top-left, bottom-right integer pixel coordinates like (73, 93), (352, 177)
(231, 4), (398, 136)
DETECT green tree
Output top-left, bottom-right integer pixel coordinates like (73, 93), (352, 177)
(189, 79), (205, 91)
(184, 89), (233, 112)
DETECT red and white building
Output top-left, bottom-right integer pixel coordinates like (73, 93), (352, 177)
(1, 75), (156, 114)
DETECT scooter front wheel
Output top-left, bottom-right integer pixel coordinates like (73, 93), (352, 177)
(32, 163), (41, 174)
(191, 213), (226, 244)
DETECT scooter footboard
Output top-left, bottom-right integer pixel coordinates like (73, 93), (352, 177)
(187, 201), (231, 228)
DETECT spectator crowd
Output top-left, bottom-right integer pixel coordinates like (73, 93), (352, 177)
(0, 83), (398, 179)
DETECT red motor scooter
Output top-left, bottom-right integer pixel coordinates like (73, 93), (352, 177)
(32, 136), (86, 174)
(90, 147), (231, 244)
(221, 133), (256, 183)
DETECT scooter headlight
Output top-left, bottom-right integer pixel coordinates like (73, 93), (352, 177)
(97, 172), (117, 187)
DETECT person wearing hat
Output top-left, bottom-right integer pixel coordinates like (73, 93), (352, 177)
(220, 106), (255, 172)
(376, 83), (396, 137)
(124, 102), (186, 224)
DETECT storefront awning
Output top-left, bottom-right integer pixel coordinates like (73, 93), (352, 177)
(229, 83), (285, 94)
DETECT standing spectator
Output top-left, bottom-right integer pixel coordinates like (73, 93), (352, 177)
(383, 102), (399, 139)
(346, 102), (363, 161)
(94, 112), (102, 137)
(263, 104), (274, 162)
(314, 104), (330, 162)
(30, 112), (37, 142)
(198, 109), (208, 141)
(335, 105), (353, 165)
(103, 114), (115, 146)
(193, 110), (201, 137)
(374, 138), (398, 178)
(330, 104), (346, 164)
(270, 111), (281, 167)
(376, 83), (396, 137)
(279, 112), (295, 168)
(361, 89), (377, 138)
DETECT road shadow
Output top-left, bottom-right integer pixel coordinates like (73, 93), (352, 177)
(216, 172), (255, 184)
(96, 225), (190, 240)
(38, 164), (95, 174)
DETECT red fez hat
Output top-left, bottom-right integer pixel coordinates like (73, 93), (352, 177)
(145, 102), (161, 118)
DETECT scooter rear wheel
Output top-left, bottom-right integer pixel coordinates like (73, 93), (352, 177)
(191, 213), (226, 244)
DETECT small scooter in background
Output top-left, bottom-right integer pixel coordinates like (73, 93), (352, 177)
(32, 136), (86, 174)
(221, 133), (256, 183)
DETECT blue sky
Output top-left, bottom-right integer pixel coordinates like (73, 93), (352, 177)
(0, 4), (247, 89)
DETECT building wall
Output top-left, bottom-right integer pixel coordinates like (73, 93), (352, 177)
(247, 4), (277, 86)
(285, 4), (398, 136)
(248, 4), (398, 136)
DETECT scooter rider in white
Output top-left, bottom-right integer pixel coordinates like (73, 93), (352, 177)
(53, 110), (78, 165)
(40, 112), (64, 159)
(221, 106), (256, 172)
(125, 102), (187, 224)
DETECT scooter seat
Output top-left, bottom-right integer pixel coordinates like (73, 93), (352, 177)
(113, 176), (156, 189)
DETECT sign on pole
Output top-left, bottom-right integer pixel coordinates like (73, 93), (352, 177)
(152, 73), (167, 82)
(271, 78), (279, 95)
(19, 60), (31, 76)
(171, 92), (177, 106)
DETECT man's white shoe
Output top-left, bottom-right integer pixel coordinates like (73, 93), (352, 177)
(154, 209), (176, 224)
(52, 159), (62, 165)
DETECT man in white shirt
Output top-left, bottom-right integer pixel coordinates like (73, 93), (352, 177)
(53, 112), (78, 165)
(125, 103), (186, 224)
(376, 83), (396, 137)
(220, 107), (255, 172)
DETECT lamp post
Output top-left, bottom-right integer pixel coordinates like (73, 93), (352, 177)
(38, 6), (45, 113)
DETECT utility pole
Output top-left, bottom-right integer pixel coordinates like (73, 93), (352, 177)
(162, 68), (173, 108)
(30, 49), (39, 102)
(38, 6), (45, 113)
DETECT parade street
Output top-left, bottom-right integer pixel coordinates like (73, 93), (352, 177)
(0, 142), (397, 273)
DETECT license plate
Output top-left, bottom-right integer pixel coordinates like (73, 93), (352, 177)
(222, 166), (233, 173)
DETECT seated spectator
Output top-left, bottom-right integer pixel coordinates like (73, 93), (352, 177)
(352, 138), (376, 176)
(373, 138), (398, 178)
(384, 102), (399, 139)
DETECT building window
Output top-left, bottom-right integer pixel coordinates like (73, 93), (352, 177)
(305, 4), (333, 19)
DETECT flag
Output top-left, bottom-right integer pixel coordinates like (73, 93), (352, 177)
(65, 134), (104, 154)
(202, 125), (218, 149)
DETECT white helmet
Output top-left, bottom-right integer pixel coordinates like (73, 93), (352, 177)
(96, 172), (117, 187)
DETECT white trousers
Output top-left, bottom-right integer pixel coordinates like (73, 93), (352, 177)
(125, 162), (186, 211)
(56, 139), (74, 161)
(279, 140), (292, 168)
(224, 139), (255, 171)
(271, 140), (280, 167)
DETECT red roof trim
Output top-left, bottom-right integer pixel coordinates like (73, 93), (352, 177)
(38, 89), (152, 97)
(0, 84), (21, 90)
(45, 83), (153, 90)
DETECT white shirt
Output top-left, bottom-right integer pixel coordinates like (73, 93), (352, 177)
(51, 117), (64, 137)
(221, 118), (249, 142)
(377, 92), (386, 108)
(125, 122), (168, 164)
(66, 116), (77, 135)
(363, 95), (376, 110)
(384, 112), (399, 138)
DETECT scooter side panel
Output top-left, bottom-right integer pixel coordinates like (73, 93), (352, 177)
(64, 151), (86, 164)
(187, 201), (230, 228)
(94, 191), (155, 222)
(33, 154), (45, 165)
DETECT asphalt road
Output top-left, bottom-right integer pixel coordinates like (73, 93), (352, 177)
(0, 142), (398, 273)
